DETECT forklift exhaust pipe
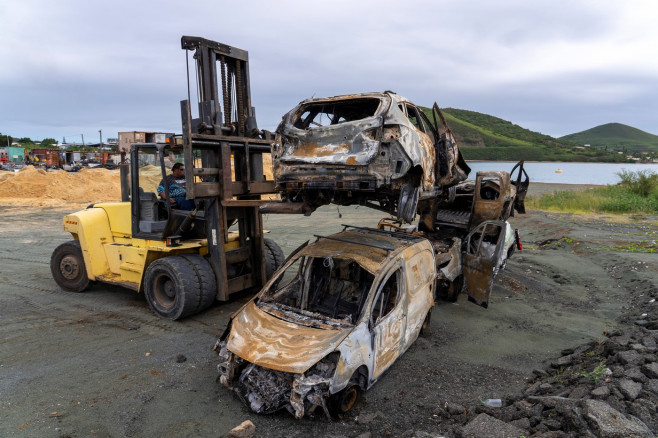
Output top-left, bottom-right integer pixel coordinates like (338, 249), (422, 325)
(119, 163), (130, 202)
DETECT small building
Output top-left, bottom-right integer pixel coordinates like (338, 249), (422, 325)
(7, 146), (26, 162)
(118, 131), (173, 154)
(30, 148), (62, 167)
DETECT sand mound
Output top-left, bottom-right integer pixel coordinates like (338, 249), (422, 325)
(0, 161), (276, 207)
(0, 166), (122, 207)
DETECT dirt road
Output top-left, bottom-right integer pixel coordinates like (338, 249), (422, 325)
(1, 199), (656, 437)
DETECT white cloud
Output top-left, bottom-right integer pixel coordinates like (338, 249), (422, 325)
(1, 0), (657, 140)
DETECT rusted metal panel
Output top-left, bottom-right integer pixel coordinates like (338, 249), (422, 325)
(227, 301), (351, 374)
(469, 171), (515, 229)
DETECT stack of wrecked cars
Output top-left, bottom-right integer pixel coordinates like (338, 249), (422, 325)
(214, 92), (529, 418)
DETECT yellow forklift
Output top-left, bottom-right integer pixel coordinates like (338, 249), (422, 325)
(50, 36), (308, 319)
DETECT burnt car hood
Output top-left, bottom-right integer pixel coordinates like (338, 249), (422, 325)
(227, 301), (351, 374)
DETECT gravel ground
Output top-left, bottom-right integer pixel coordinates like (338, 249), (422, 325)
(1, 185), (656, 437)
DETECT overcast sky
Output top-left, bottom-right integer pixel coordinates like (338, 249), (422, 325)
(1, 0), (657, 143)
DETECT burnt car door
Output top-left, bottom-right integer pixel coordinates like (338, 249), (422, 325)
(461, 221), (508, 309)
(370, 266), (407, 379)
(468, 171), (515, 229)
(510, 160), (530, 214)
(426, 103), (470, 188)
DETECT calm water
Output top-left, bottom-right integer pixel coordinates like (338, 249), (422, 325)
(466, 161), (658, 185)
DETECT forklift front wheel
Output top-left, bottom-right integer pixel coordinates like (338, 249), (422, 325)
(50, 241), (90, 292)
(144, 255), (215, 320)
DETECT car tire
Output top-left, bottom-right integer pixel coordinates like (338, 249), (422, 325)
(397, 183), (419, 223)
(50, 241), (90, 292)
(330, 384), (361, 417)
(420, 309), (432, 337)
(264, 238), (285, 279)
(144, 255), (215, 320)
(447, 275), (464, 302)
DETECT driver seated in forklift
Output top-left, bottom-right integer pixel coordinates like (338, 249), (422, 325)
(157, 162), (195, 210)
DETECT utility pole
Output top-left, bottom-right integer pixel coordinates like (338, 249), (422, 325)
(81, 134), (85, 147)
(99, 129), (103, 148)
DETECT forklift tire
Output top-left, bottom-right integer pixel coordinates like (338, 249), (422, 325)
(50, 241), (90, 292)
(264, 239), (285, 279)
(180, 254), (217, 312)
(144, 255), (216, 320)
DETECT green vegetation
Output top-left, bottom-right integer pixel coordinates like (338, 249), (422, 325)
(526, 170), (658, 215)
(0, 133), (12, 147)
(561, 123), (658, 154)
(0, 135), (58, 150)
(420, 107), (631, 162)
(617, 169), (658, 197)
(580, 362), (608, 384)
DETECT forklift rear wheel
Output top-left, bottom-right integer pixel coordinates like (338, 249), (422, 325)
(144, 255), (216, 320)
(50, 241), (90, 292)
(264, 239), (285, 279)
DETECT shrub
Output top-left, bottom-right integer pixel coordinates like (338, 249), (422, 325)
(616, 169), (658, 197)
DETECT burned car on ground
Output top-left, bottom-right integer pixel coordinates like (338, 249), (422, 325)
(214, 214), (522, 418)
(272, 92), (471, 222)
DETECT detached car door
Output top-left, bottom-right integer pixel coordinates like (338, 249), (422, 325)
(462, 221), (508, 308)
(370, 266), (406, 379)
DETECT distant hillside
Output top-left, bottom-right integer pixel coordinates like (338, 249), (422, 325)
(420, 107), (626, 162)
(560, 123), (658, 154)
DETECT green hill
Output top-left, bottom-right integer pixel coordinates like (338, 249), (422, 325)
(420, 107), (627, 162)
(560, 123), (658, 154)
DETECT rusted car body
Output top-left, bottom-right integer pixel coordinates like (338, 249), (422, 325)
(272, 92), (470, 222)
(215, 226), (436, 418)
(214, 217), (519, 418)
(426, 169), (524, 233)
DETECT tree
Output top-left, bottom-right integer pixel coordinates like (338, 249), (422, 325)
(0, 133), (12, 146)
(41, 138), (57, 147)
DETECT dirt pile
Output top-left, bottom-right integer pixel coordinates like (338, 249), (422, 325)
(0, 159), (276, 207)
(0, 166), (122, 207)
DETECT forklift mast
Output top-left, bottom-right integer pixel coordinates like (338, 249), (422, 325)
(179, 36), (277, 301)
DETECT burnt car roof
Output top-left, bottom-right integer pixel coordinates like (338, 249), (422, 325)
(292, 91), (408, 104)
(300, 226), (427, 274)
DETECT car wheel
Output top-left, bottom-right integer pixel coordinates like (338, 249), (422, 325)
(330, 384), (361, 417)
(420, 309), (432, 337)
(144, 255), (216, 320)
(397, 183), (419, 223)
(50, 241), (90, 292)
(264, 238), (285, 279)
(447, 275), (464, 302)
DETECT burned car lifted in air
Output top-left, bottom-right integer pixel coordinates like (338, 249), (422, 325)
(214, 213), (521, 419)
(272, 92), (470, 222)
